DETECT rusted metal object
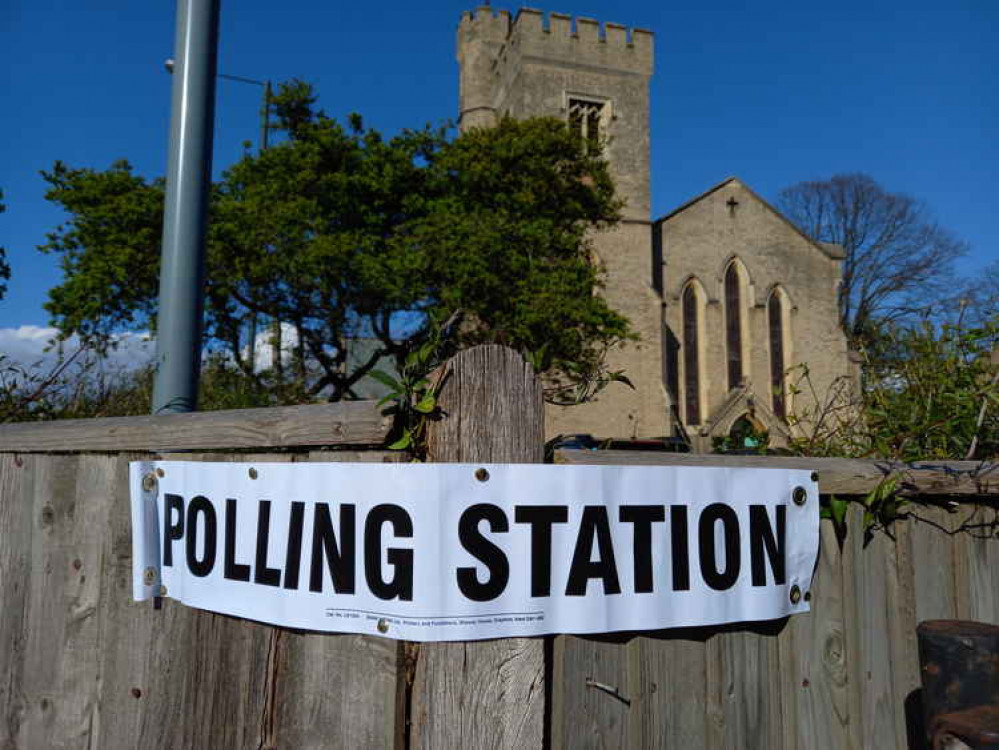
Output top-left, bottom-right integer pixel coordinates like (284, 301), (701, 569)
(931, 707), (999, 749)
(918, 620), (999, 749)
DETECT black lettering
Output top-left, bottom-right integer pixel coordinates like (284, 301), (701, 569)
(309, 504), (356, 594)
(254, 501), (282, 587)
(670, 505), (691, 591)
(365, 504), (414, 601)
(698, 503), (740, 590)
(186, 495), (217, 577)
(619, 505), (665, 593)
(514, 505), (568, 596)
(750, 505), (786, 586)
(283, 501), (305, 590)
(566, 506), (621, 596)
(223, 498), (251, 581)
(457, 504), (509, 601)
(163, 493), (184, 567)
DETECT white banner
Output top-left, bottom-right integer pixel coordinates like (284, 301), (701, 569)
(130, 461), (819, 641)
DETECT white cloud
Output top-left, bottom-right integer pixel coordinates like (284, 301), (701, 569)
(0, 326), (155, 376)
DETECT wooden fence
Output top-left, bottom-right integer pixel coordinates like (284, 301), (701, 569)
(0, 345), (996, 749)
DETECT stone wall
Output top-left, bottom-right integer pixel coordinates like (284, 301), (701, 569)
(660, 178), (853, 446)
(458, 7), (669, 439)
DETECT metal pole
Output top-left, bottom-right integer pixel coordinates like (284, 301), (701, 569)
(152, 0), (221, 414)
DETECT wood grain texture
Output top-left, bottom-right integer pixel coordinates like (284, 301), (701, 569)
(555, 450), (999, 497)
(707, 627), (785, 750)
(618, 630), (713, 749)
(948, 505), (999, 624)
(0, 400), (391, 453)
(910, 506), (960, 623)
(778, 522), (854, 750)
(886, 515), (921, 750)
(15, 453), (92, 749)
(412, 345), (545, 750)
(552, 636), (633, 749)
(844, 506), (900, 750)
(94, 453), (284, 749)
(0, 453), (34, 746)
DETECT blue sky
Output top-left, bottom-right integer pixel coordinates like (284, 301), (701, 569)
(2, 0), (996, 340)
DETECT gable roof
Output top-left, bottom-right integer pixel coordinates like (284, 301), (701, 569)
(655, 176), (846, 261)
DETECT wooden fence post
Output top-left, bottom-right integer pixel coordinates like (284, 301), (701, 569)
(410, 345), (546, 750)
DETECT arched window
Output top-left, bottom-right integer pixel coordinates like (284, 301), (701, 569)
(769, 292), (786, 419)
(724, 263), (743, 391)
(682, 284), (700, 424)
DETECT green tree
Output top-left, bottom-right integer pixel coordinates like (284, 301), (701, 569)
(40, 163), (163, 342)
(39, 81), (631, 403)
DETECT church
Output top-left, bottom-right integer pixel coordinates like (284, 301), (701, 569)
(457, 6), (853, 450)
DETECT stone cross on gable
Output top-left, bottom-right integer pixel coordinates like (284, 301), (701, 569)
(726, 196), (739, 216)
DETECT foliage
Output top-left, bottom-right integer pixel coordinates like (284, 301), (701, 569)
(39, 81), (632, 406)
(0, 349), (314, 424)
(711, 422), (771, 455)
(778, 173), (967, 344)
(788, 318), (999, 461)
(789, 318), (998, 539)
(39, 163), (164, 346)
(859, 319), (999, 461)
(369, 316), (456, 459)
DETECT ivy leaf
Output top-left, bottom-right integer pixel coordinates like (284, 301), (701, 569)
(829, 495), (849, 529)
(413, 392), (436, 414)
(369, 369), (403, 392)
(387, 430), (413, 450)
(610, 372), (635, 390)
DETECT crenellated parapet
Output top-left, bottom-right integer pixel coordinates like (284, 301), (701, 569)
(458, 7), (653, 86)
(458, 5), (512, 40)
(507, 8), (653, 75)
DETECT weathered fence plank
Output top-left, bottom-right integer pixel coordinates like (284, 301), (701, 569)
(552, 636), (633, 748)
(887, 512), (922, 749)
(632, 633), (711, 748)
(412, 345), (546, 750)
(90, 452), (159, 748)
(778, 522), (854, 750)
(844, 506), (903, 750)
(556, 450), (999, 497)
(0, 453), (34, 746)
(951, 503), (999, 624)
(706, 625), (785, 750)
(93, 454), (284, 749)
(0, 400), (390, 453)
(910, 506), (960, 623)
(16, 453), (94, 749)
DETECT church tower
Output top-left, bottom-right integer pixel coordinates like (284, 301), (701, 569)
(456, 7), (670, 439)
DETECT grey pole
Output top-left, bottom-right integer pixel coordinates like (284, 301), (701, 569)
(152, 0), (221, 414)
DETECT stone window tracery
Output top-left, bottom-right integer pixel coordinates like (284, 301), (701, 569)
(724, 263), (743, 391)
(682, 283), (701, 425)
(769, 291), (787, 420)
(567, 98), (606, 152)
